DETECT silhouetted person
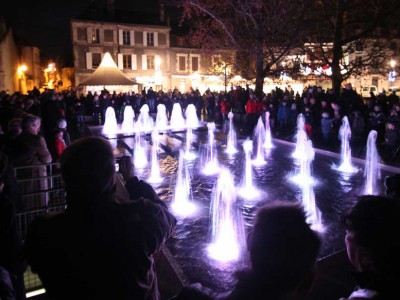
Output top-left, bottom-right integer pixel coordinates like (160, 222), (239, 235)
(0, 152), (26, 300)
(171, 200), (321, 300)
(384, 174), (400, 200)
(340, 195), (400, 300)
(25, 136), (177, 300)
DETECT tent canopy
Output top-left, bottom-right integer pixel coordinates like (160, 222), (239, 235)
(80, 52), (136, 86)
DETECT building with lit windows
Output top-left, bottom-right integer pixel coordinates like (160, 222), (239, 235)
(71, 1), (236, 94)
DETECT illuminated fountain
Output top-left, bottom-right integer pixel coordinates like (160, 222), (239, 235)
(292, 113), (308, 160)
(148, 129), (163, 184)
(121, 105), (135, 134)
(252, 116), (266, 166)
(171, 150), (197, 217)
(102, 106), (118, 136)
(185, 104), (200, 129)
(364, 130), (381, 195)
(202, 122), (220, 175)
(95, 119), (399, 294)
(207, 168), (246, 262)
(291, 139), (315, 186)
(184, 127), (197, 160)
(333, 116), (358, 173)
(263, 111), (274, 149)
(155, 104), (169, 131)
(170, 103), (186, 131)
(133, 128), (148, 169)
(237, 139), (260, 199)
(135, 104), (154, 133)
(225, 111), (238, 154)
(301, 184), (324, 232)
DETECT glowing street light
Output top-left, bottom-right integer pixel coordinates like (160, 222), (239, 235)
(389, 60), (396, 88)
(18, 64), (27, 93)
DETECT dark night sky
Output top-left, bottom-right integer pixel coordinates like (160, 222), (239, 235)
(3, 0), (159, 64)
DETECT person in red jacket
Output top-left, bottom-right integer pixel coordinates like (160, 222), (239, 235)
(246, 93), (259, 134)
(50, 129), (67, 162)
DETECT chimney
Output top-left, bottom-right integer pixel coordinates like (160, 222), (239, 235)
(107, 0), (115, 17)
(159, 0), (165, 23)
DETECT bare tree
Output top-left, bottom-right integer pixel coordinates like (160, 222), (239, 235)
(169, 0), (313, 96)
(303, 0), (400, 95)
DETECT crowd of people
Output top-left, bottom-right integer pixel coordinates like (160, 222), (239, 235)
(0, 84), (400, 300)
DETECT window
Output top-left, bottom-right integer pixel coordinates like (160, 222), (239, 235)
(355, 42), (363, 52)
(104, 30), (113, 42)
(212, 55), (222, 67)
(77, 27), (87, 41)
(123, 54), (132, 69)
(147, 55), (155, 70)
(191, 56), (199, 72)
(92, 53), (102, 68)
(178, 56), (187, 71)
(123, 31), (130, 45)
(91, 28), (100, 43)
(147, 32), (154, 46)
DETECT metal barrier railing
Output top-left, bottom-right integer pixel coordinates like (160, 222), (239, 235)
(14, 163), (67, 293)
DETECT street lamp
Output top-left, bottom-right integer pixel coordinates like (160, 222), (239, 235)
(17, 64), (27, 94)
(389, 60), (396, 89)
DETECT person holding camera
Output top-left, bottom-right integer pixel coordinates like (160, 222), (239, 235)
(25, 136), (177, 300)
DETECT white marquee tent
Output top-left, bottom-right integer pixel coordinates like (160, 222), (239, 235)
(79, 52), (137, 94)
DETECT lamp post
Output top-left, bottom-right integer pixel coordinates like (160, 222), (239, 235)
(389, 60), (396, 89)
(17, 64), (27, 94)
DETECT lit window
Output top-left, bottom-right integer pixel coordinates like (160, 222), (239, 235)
(147, 55), (155, 69)
(91, 29), (100, 43)
(212, 55), (222, 67)
(123, 54), (132, 69)
(123, 31), (130, 45)
(147, 33), (154, 46)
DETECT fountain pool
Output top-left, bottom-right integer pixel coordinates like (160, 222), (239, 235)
(93, 124), (399, 294)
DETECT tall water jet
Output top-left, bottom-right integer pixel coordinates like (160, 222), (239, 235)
(148, 129), (163, 183)
(225, 111), (238, 154)
(133, 128), (148, 169)
(252, 116), (266, 166)
(155, 104), (169, 131)
(103, 106), (118, 136)
(135, 104), (154, 133)
(202, 122), (219, 175)
(364, 130), (381, 195)
(121, 105), (135, 134)
(301, 185), (324, 232)
(185, 104), (200, 129)
(238, 139), (260, 199)
(292, 113), (308, 160)
(263, 111), (274, 149)
(171, 150), (197, 217)
(208, 168), (246, 262)
(291, 139), (315, 186)
(334, 116), (357, 173)
(184, 127), (196, 160)
(170, 103), (186, 131)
